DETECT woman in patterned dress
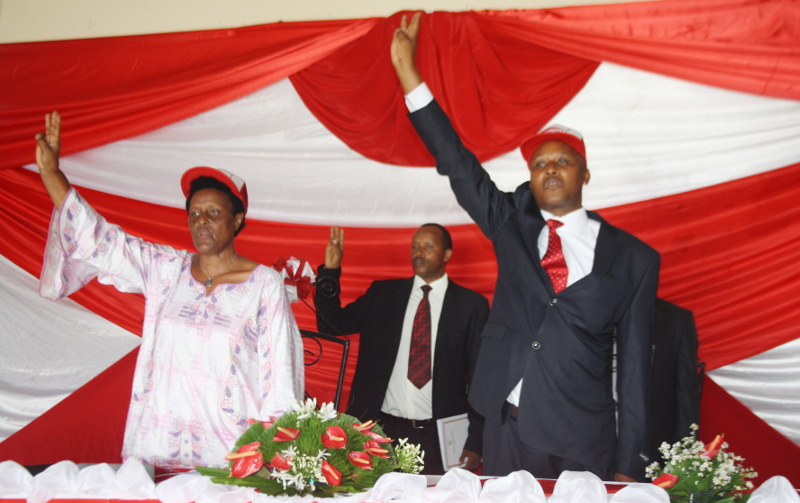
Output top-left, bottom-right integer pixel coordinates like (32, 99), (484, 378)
(34, 112), (304, 469)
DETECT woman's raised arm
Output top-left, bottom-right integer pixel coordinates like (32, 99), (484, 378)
(35, 111), (71, 210)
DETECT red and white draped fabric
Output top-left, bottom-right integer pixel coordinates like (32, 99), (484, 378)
(1, 0), (799, 485)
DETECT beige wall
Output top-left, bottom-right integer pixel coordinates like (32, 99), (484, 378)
(0, 0), (644, 43)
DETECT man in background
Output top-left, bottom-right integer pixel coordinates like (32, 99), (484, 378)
(314, 224), (489, 475)
(650, 298), (701, 461)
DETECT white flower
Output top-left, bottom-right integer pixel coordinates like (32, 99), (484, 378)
(271, 452), (325, 492)
(316, 401), (338, 422)
(291, 397), (318, 419)
(290, 397), (337, 421)
(395, 438), (425, 474)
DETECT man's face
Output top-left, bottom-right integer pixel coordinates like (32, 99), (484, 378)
(410, 225), (452, 283)
(528, 140), (590, 216)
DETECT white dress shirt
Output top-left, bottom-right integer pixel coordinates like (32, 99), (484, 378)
(405, 82), (435, 112)
(381, 273), (448, 420)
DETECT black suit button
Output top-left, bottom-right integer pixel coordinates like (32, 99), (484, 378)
(549, 298), (558, 306)
(532, 341), (542, 350)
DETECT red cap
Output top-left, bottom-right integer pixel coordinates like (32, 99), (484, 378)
(521, 124), (586, 166)
(181, 166), (249, 215)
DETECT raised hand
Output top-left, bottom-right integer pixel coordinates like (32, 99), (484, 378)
(391, 12), (423, 94)
(35, 111), (61, 174)
(34, 111), (70, 210)
(325, 226), (345, 269)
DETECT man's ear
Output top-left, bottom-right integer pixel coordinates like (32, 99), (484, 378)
(444, 249), (453, 263)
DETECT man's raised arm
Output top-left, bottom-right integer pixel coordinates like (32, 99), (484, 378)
(391, 13), (423, 95)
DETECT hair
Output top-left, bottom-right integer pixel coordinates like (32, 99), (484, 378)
(185, 176), (247, 236)
(420, 223), (452, 251)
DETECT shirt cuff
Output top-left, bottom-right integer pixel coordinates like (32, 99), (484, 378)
(404, 82), (434, 112)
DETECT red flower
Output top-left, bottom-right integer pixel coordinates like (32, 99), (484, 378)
(273, 427), (301, 442)
(702, 434), (724, 459)
(225, 442), (264, 478)
(348, 451), (373, 470)
(321, 426), (347, 449)
(321, 460), (342, 486)
(269, 451), (293, 471)
(365, 431), (392, 443)
(653, 473), (679, 489)
(352, 420), (375, 433)
(363, 441), (389, 459)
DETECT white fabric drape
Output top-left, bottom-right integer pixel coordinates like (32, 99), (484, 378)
(0, 255), (140, 442)
(709, 337), (800, 446)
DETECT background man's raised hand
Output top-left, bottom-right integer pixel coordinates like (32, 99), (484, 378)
(325, 226), (345, 269)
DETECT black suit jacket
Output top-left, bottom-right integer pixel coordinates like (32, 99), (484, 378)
(650, 298), (701, 461)
(409, 100), (660, 478)
(314, 265), (489, 454)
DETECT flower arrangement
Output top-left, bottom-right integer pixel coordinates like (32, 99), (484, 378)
(647, 424), (757, 503)
(196, 399), (424, 497)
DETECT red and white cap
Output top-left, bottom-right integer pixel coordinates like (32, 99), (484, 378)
(520, 124), (586, 165)
(181, 166), (249, 214)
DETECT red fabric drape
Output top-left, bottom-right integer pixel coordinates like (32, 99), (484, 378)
(4, 1), (799, 172)
(2, 161), (799, 386)
(700, 376), (800, 487)
(291, 0), (800, 166)
(600, 161), (800, 372)
(0, 350), (137, 465)
(290, 11), (598, 166)
(491, 0), (800, 100)
(12, 161), (797, 375)
(0, 18), (379, 170)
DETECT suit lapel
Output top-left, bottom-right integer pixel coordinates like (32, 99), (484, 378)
(588, 212), (621, 279)
(535, 211), (621, 294)
(436, 281), (457, 347)
(518, 209), (553, 291)
(433, 281), (458, 382)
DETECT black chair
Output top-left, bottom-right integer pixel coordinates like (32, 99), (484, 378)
(300, 329), (350, 411)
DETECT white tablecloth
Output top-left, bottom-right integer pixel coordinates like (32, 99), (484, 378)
(0, 460), (797, 503)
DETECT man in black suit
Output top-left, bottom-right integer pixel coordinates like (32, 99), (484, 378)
(650, 298), (701, 462)
(314, 224), (489, 475)
(390, 14), (660, 481)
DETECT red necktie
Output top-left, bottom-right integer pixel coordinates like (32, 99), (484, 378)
(541, 219), (568, 293)
(408, 285), (432, 388)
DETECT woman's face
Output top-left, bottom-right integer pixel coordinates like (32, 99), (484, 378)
(187, 188), (243, 254)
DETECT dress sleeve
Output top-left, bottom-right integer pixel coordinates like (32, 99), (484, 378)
(257, 267), (305, 417)
(39, 187), (175, 300)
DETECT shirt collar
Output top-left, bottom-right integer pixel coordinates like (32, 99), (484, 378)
(413, 273), (449, 292)
(540, 207), (589, 234)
